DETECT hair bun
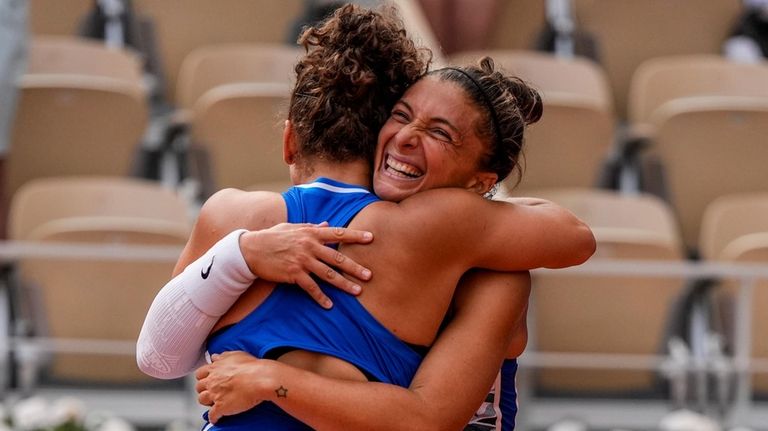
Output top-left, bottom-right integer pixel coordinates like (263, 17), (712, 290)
(476, 57), (543, 126)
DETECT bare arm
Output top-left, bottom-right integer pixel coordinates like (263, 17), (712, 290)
(393, 188), (596, 271)
(196, 270), (531, 430)
(137, 189), (375, 378)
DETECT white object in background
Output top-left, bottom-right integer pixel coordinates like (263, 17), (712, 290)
(659, 409), (721, 431)
(547, 418), (588, 431)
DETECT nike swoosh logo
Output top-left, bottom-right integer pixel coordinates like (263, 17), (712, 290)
(201, 256), (215, 280)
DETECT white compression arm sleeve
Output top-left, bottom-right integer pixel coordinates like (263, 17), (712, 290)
(136, 229), (256, 379)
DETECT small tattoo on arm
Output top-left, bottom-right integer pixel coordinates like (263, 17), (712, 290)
(275, 385), (288, 398)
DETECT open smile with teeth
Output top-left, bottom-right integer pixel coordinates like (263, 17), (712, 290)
(385, 155), (423, 179)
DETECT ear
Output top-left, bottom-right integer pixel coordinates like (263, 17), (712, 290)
(283, 120), (298, 164)
(468, 171), (498, 195)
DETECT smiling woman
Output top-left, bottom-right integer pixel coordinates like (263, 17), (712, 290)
(138, 4), (593, 431)
(183, 57), (587, 429)
(374, 77), (491, 202)
(374, 59), (542, 203)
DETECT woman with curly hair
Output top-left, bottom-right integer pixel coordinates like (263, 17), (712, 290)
(138, 4), (594, 430)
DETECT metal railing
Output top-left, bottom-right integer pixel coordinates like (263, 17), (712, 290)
(0, 242), (765, 427)
(519, 259), (768, 429)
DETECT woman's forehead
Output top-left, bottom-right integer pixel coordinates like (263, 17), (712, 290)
(399, 77), (480, 125)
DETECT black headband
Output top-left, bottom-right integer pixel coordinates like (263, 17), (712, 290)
(441, 67), (502, 149)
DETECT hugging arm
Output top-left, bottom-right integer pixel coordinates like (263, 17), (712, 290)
(394, 188), (596, 271)
(196, 270), (531, 430)
(137, 189), (374, 379)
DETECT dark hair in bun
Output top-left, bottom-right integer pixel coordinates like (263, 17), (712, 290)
(432, 57), (543, 187)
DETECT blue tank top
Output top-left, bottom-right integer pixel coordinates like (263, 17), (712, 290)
(204, 177), (425, 430)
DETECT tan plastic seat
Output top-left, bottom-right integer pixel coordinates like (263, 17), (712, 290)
(572, 0), (742, 119)
(450, 50), (615, 194)
(6, 74), (148, 202)
(646, 96), (768, 251)
(390, 0), (447, 67)
(190, 82), (292, 193)
(28, 0), (92, 36)
(486, 1), (546, 51)
(175, 43), (301, 112)
(524, 188), (686, 394)
(628, 55), (768, 136)
(27, 36), (145, 84)
(132, 0), (303, 103)
(700, 193), (768, 395)
(8, 177), (190, 384)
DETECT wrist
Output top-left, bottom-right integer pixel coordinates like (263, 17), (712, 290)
(182, 229), (257, 316)
(260, 360), (292, 403)
(239, 230), (263, 276)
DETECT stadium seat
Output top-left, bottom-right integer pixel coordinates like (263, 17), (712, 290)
(6, 74), (148, 204)
(485, 0), (546, 52)
(28, 0), (92, 36)
(524, 188), (687, 395)
(627, 55), (768, 136)
(390, 0), (447, 66)
(645, 96), (768, 252)
(132, 0), (303, 103)
(571, 0), (742, 120)
(175, 43), (300, 114)
(189, 82), (291, 194)
(27, 36), (144, 84)
(8, 177), (190, 385)
(700, 193), (768, 396)
(449, 50), (615, 194)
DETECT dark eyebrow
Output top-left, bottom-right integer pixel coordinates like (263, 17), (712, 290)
(395, 99), (413, 112)
(398, 99), (460, 135)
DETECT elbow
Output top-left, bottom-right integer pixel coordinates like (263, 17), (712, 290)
(383, 402), (459, 431)
(546, 221), (596, 269)
(136, 346), (188, 380)
(573, 222), (597, 265)
(400, 409), (467, 431)
(398, 418), (455, 431)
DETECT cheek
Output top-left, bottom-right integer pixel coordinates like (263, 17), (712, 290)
(379, 119), (400, 139)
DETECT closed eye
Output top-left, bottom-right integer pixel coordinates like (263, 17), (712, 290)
(430, 128), (453, 142)
(391, 109), (410, 123)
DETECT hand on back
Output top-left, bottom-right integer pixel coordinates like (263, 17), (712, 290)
(240, 222), (374, 308)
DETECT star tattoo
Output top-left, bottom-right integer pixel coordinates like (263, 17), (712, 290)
(275, 385), (288, 398)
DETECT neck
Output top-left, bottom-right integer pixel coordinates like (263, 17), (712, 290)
(294, 159), (371, 189)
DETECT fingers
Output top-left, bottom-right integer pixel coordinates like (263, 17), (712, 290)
(198, 388), (213, 406)
(304, 255), (364, 297)
(209, 404), (222, 424)
(295, 273), (333, 309)
(316, 245), (371, 282)
(313, 225), (373, 245)
(195, 365), (210, 380)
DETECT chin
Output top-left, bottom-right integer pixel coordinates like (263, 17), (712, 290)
(373, 182), (409, 203)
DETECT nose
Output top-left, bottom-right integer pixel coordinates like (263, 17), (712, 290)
(393, 123), (422, 151)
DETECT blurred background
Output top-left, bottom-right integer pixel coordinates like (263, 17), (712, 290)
(0, 0), (767, 430)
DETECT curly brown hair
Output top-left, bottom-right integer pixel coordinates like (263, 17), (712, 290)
(431, 58), (543, 188)
(288, 4), (431, 167)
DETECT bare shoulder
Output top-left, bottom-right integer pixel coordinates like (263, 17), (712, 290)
(193, 188), (286, 239)
(173, 188), (286, 274)
(358, 188), (494, 226)
(347, 189), (500, 271)
(197, 188), (286, 236)
(375, 188), (506, 240)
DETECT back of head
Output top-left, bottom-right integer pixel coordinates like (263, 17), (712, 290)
(431, 58), (543, 187)
(289, 4), (430, 165)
